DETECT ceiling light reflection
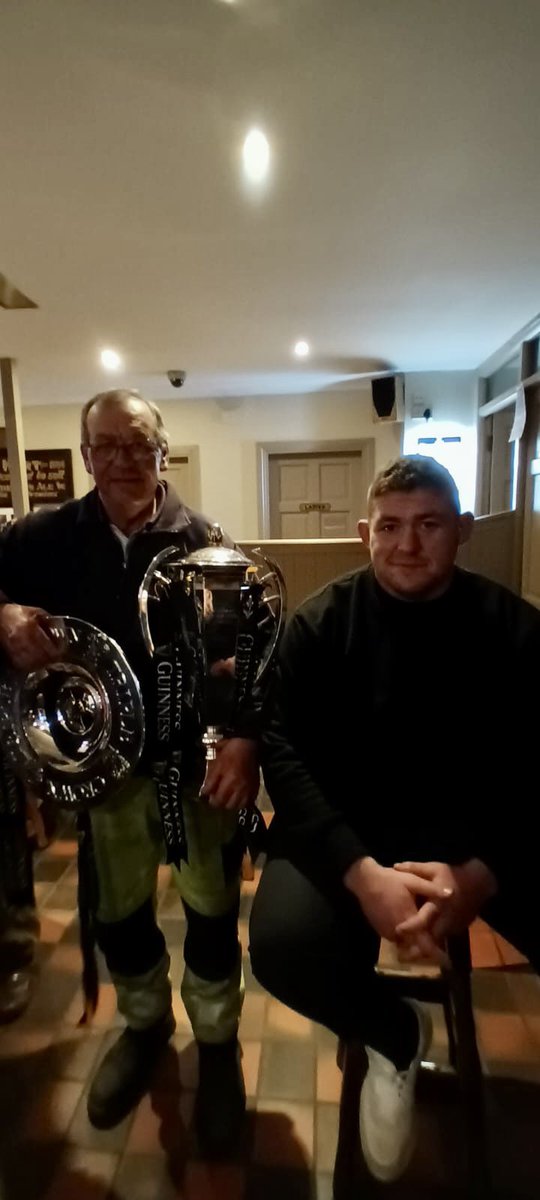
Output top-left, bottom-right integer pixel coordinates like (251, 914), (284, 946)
(242, 129), (270, 184)
(100, 348), (122, 371)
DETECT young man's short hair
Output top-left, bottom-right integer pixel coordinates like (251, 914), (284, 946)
(367, 456), (461, 515)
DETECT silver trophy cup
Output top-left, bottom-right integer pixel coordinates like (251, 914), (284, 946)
(139, 525), (286, 768)
(138, 525), (286, 864)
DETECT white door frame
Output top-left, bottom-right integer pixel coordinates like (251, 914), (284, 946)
(256, 438), (374, 538)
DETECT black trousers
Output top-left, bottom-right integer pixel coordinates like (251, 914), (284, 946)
(249, 856), (540, 1066)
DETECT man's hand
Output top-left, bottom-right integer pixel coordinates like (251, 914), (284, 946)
(0, 603), (62, 671)
(394, 859), (498, 947)
(343, 856), (453, 963)
(200, 737), (260, 811)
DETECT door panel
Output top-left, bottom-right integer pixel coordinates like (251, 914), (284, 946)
(320, 510), (350, 537)
(278, 460), (317, 503)
(164, 457), (190, 499)
(162, 448), (201, 510)
(319, 460), (352, 504)
(281, 509), (320, 538)
(276, 459), (319, 537)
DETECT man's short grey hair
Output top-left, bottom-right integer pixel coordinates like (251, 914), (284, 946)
(80, 389), (169, 451)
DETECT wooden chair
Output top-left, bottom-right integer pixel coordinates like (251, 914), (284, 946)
(333, 932), (491, 1198)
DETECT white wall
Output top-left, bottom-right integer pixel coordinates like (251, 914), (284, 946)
(403, 371), (478, 512)
(20, 389), (403, 539)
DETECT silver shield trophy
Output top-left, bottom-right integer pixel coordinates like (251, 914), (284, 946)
(139, 525), (286, 863)
(0, 617), (144, 811)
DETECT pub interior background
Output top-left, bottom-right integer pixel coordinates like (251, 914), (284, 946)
(1, 1), (540, 1197)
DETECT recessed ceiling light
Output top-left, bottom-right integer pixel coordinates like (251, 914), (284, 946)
(100, 348), (122, 371)
(293, 340), (310, 359)
(242, 128), (270, 184)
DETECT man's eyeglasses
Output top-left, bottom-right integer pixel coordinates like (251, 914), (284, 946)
(86, 438), (161, 465)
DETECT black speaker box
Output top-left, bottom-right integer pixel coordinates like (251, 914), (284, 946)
(371, 375), (397, 419)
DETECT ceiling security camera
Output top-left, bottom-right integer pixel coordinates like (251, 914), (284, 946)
(167, 370), (187, 388)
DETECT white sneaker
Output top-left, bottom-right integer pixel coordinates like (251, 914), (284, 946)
(359, 999), (433, 1183)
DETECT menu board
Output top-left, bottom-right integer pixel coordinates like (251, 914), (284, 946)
(0, 449), (74, 508)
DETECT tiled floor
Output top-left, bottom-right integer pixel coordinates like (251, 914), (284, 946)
(1, 828), (540, 1199)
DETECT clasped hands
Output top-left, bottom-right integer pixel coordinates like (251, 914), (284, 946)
(344, 855), (498, 967)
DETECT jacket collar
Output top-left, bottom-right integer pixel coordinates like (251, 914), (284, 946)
(75, 482), (192, 536)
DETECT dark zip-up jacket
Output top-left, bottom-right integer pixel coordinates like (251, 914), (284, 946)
(263, 565), (540, 885)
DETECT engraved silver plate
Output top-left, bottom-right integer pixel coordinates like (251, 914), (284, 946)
(0, 617), (144, 810)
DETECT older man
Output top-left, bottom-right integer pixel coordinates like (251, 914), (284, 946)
(250, 455), (540, 1183)
(0, 389), (259, 1155)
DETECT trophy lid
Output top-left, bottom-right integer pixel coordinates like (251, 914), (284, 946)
(180, 525), (251, 572)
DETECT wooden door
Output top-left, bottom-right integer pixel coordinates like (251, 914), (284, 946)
(269, 451), (368, 539)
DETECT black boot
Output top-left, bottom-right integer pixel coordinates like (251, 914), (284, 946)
(87, 1009), (175, 1129)
(195, 1037), (246, 1158)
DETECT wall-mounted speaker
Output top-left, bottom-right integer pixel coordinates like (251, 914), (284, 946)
(371, 374), (404, 422)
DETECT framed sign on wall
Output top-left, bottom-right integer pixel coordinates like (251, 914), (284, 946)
(0, 449), (74, 509)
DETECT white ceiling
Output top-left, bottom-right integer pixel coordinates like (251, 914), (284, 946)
(1, 0), (540, 408)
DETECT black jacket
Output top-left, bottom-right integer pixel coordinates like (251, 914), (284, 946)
(263, 565), (540, 884)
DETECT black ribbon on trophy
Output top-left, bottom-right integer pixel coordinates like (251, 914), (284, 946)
(146, 568), (205, 865)
(230, 582), (267, 860)
(233, 583), (263, 714)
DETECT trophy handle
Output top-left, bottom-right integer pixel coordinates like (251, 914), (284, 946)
(248, 550), (287, 683)
(139, 546), (185, 656)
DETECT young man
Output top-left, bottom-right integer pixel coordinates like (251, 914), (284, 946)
(0, 389), (259, 1155)
(249, 455), (540, 1183)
